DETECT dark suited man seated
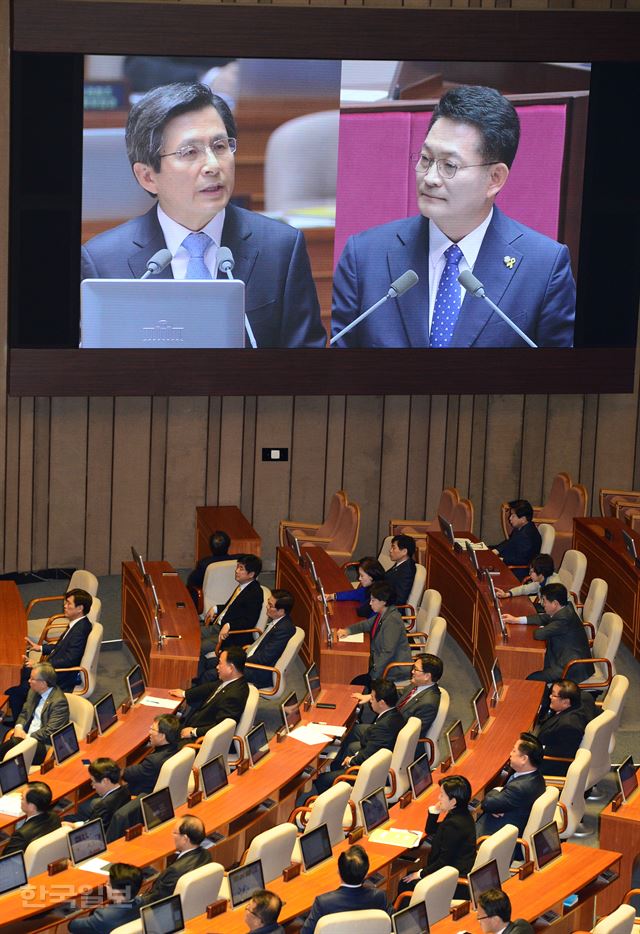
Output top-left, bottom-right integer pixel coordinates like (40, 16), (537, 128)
(68, 863), (143, 934)
(138, 815), (211, 906)
(0, 663), (69, 765)
(300, 844), (388, 934)
(244, 590), (296, 690)
(5, 589), (93, 720)
(395, 653), (443, 737)
(496, 553), (562, 606)
(4, 781), (61, 856)
(386, 535), (417, 606)
(314, 679), (404, 795)
(476, 887), (535, 934)
(168, 646), (249, 744)
(187, 529), (241, 606)
(81, 82), (325, 349)
(244, 889), (284, 934)
(476, 732), (545, 842)
(107, 714), (180, 841)
(535, 679), (596, 776)
(492, 500), (542, 576)
(63, 758), (132, 836)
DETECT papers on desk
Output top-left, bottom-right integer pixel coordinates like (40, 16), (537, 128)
(0, 792), (24, 817)
(455, 539), (488, 550)
(77, 857), (110, 875)
(288, 724), (340, 745)
(139, 695), (176, 708)
(338, 633), (365, 643)
(308, 723), (346, 738)
(368, 827), (423, 848)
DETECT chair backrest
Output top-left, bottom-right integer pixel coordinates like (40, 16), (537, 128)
(436, 487), (461, 523)
(557, 748), (591, 838)
(388, 716), (421, 803)
(244, 822), (297, 883)
(557, 485), (589, 530)
(601, 674), (629, 753)
(329, 502), (360, 558)
(472, 824), (519, 882)
(558, 549), (588, 599)
(254, 585), (271, 636)
(591, 904), (636, 934)
(264, 626), (306, 701)
(540, 472), (572, 517)
(4, 736), (38, 771)
(352, 749), (393, 816)
(424, 686), (450, 768)
(415, 589), (442, 636)
(538, 522), (556, 556)
(75, 621), (103, 696)
(202, 560), (239, 613)
(410, 865), (459, 923)
(69, 569), (99, 597)
(451, 498), (474, 534)
(24, 826), (70, 877)
(378, 535), (394, 572)
(405, 564), (427, 616)
(592, 613), (623, 679)
(315, 910), (392, 934)
(153, 746), (197, 807)
(264, 110), (339, 213)
(300, 782), (351, 848)
(230, 684), (260, 763)
(580, 709), (616, 788)
(521, 787), (560, 852)
(425, 616), (447, 658)
(581, 578), (608, 630)
(66, 692), (96, 740)
(174, 862), (225, 920)
(193, 718), (236, 774)
(110, 922), (143, 934)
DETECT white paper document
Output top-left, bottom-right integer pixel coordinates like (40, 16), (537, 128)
(288, 725), (335, 745)
(339, 633), (365, 643)
(0, 793), (24, 817)
(139, 695), (176, 708)
(77, 857), (110, 874)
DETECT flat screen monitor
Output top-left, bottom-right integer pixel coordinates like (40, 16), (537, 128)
(201, 755), (229, 799)
(408, 753), (433, 800)
(491, 658), (504, 701)
(306, 555), (319, 585)
(141, 786), (175, 832)
(247, 722), (270, 767)
(94, 692), (118, 735)
(285, 528), (303, 563)
(0, 851), (28, 895)
(472, 688), (491, 732)
(149, 579), (161, 615)
(300, 822), (332, 871)
(126, 664), (146, 704)
(485, 571), (508, 638)
(392, 900), (430, 934)
(305, 663), (321, 705)
(438, 514), (455, 549)
(131, 545), (146, 579)
(616, 755), (638, 803)
(315, 578), (329, 613)
(361, 786), (389, 834)
(469, 858), (501, 909)
(466, 539), (481, 574)
(228, 859), (265, 909)
(622, 530), (638, 560)
(51, 721), (79, 766)
(141, 894), (185, 934)
(532, 820), (562, 871)
(0, 754), (28, 795)
(446, 720), (466, 764)
(281, 691), (302, 734)
(68, 817), (108, 865)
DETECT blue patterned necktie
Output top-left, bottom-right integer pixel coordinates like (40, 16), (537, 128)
(430, 243), (463, 347)
(182, 232), (213, 280)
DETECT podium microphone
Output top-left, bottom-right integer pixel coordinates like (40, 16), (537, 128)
(330, 269), (419, 346)
(458, 270), (537, 349)
(140, 248), (172, 280)
(216, 247), (257, 350)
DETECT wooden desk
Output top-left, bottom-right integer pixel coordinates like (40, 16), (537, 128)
(0, 582), (28, 689)
(121, 561), (200, 686)
(276, 545), (368, 684)
(425, 533), (541, 691)
(195, 505), (261, 562)
(598, 786), (640, 913)
(573, 517), (640, 659)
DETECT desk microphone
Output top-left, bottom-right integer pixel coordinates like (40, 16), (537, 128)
(330, 269), (419, 346)
(140, 248), (172, 280)
(216, 247), (258, 349)
(457, 270), (538, 349)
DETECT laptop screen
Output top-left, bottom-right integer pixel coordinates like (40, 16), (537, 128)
(491, 658), (504, 700)
(616, 755), (638, 802)
(126, 664), (146, 704)
(446, 720), (466, 764)
(0, 754), (27, 795)
(201, 755), (228, 799)
(300, 822), (332, 871)
(392, 900), (430, 934)
(141, 787), (174, 832)
(438, 514), (455, 549)
(68, 818), (107, 865)
(305, 663), (321, 705)
(469, 858), (501, 909)
(94, 693), (118, 735)
(622, 530), (638, 560)
(532, 820), (562, 871)
(472, 688), (490, 731)
(281, 691), (302, 734)
(0, 851), (27, 895)
(361, 786), (389, 834)
(247, 723), (269, 767)
(228, 859), (265, 908)
(141, 894), (185, 934)
(52, 722), (79, 766)
(408, 753), (433, 800)
(466, 539), (480, 573)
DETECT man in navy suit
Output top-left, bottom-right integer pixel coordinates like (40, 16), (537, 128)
(476, 889), (534, 934)
(300, 845), (388, 934)
(81, 82), (325, 349)
(69, 863), (143, 934)
(331, 85), (575, 349)
(476, 732), (546, 839)
(245, 589), (296, 690)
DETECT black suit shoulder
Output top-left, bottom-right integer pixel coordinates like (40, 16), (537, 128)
(123, 743), (179, 797)
(5, 811), (61, 855)
(89, 785), (132, 829)
(423, 807), (476, 877)
(188, 678), (250, 737)
(142, 847), (212, 904)
(385, 560), (416, 605)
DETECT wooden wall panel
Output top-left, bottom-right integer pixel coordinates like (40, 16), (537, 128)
(109, 397), (151, 569)
(147, 396), (168, 561)
(85, 396), (115, 574)
(31, 398), (51, 571)
(17, 398), (34, 573)
(342, 394), (385, 555)
(163, 397), (209, 565)
(378, 396), (411, 543)
(252, 396), (294, 566)
(218, 397), (246, 507)
(481, 395), (525, 544)
(519, 394), (549, 506)
(405, 396), (430, 520)
(48, 397), (88, 567)
(289, 396), (330, 524)
(324, 396), (346, 508)
(240, 396), (257, 524)
(4, 396), (20, 572)
(424, 396), (447, 519)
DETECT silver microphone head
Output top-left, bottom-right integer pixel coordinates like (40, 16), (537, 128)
(458, 269), (485, 296)
(217, 246), (235, 273)
(146, 248), (172, 275)
(389, 269), (419, 298)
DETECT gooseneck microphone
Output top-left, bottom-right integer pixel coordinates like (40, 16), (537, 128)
(330, 269), (420, 346)
(458, 270), (538, 349)
(216, 247), (258, 349)
(140, 248), (172, 280)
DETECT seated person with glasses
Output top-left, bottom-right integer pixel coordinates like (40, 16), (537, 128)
(476, 888), (534, 933)
(81, 82), (326, 349)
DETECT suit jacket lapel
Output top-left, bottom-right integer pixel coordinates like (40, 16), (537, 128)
(220, 205), (259, 293)
(386, 216), (430, 348)
(128, 206), (175, 280)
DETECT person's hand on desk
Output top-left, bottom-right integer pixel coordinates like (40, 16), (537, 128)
(351, 692), (370, 704)
(203, 606), (218, 625)
(12, 725), (26, 740)
(501, 613), (527, 624)
(336, 629), (348, 640)
(218, 623), (230, 642)
(495, 588), (511, 599)
(169, 689), (185, 699)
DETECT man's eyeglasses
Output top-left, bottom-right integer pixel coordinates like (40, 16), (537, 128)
(412, 153), (498, 179)
(161, 137), (237, 164)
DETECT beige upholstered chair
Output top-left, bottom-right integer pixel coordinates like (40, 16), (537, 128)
(422, 685), (450, 768)
(228, 684), (260, 767)
(201, 559), (238, 618)
(580, 577), (608, 632)
(327, 748), (392, 832)
(315, 910), (392, 934)
(591, 905), (636, 934)
(387, 716), (421, 803)
(538, 523), (556, 556)
(264, 110), (339, 214)
(174, 862), (225, 920)
(601, 674), (629, 754)
(245, 626), (305, 699)
(54, 622), (103, 698)
(220, 823), (297, 901)
(406, 865), (459, 923)
(600, 487), (640, 518)
(4, 736), (39, 772)
(152, 746), (196, 808)
(66, 693), (96, 740)
(187, 718), (236, 793)
(471, 824), (519, 882)
(24, 826), (70, 877)
(279, 490), (347, 547)
(25, 569), (99, 641)
(552, 748), (592, 839)
(289, 782), (351, 859)
(563, 612), (622, 690)
(518, 787), (560, 862)
(558, 549), (588, 602)
(412, 589), (442, 641)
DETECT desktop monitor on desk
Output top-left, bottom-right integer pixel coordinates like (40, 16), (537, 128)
(469, 858), (502, 909)
(131, 545), (147, 579)
(300, 822), (333, 871)
(622, 530), (638, 561)
(51, 722), (80, 766)
(247, 722), (270, 767)
(438, 514), (456, 550)
(125, 664), (146, 705)
(0, 753), (27, 795)
(361, 786), (389, 834)
(141, 894), (185, 934)
(616, 755), (638, 803)
(68, 817), (108, 866)
(491, 658), (504, 701)
(141, 787), (175, 832)
(94, 692), (118, 735)
(472, 687), (491, 732)
(281, 691), (302, 734)
(408, 753), (432, 800)
(392, 900), (430, 934)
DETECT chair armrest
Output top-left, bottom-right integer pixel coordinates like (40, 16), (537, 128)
(417, 737), (435, 766)
(341, 561), (359, 573)
(562, 657), (612, 688)
(288, 805), (312, 828)
(297, 534), (332, 546)
(332, 773), (357, 787)
(515, 838), (531, 862)
(54, 666), (90, 695)
(230, 735), (246, 766)
(382, 660), (414, 679)
(392, 891), (412, 911)
(623, 888), (640, 903)
(542, 754), (572, 764)
(189, 586), (204, 615)
(280, 519), (322, 534)
(231, 628), (263, 637)
(542, 774), (568, 788)
(582, 622), (596, 641)
(244, 662), (281, 696)
(25, 595), (65, 617)
(408, 633), (428, 645)
(40, 614), (69, 644)
(396, 603), (417, 632)
(556, 801), (568, 834)
(386, 769), (398, 799)
(343, 798), (357, 833)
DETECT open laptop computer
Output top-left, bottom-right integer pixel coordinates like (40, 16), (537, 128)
(0, 851), (28, 895)
(125, 664), (146, 705)
(246, 723), (270, 767)
(532, 820), (563, 871)
(140, 787), (175, 832)
(299, 822), (332, 871)
(361, 786), (390, 834)
(281, 691), (302, 734)
(201, 755), (229, 800)
(616, 755), (638, 802)
(228, 859), (265, 908)
(472, 688), (491, 732)
(140, 893), (185, 934)
(408, 753), (433, 800)
(445, 720), (466, 764)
